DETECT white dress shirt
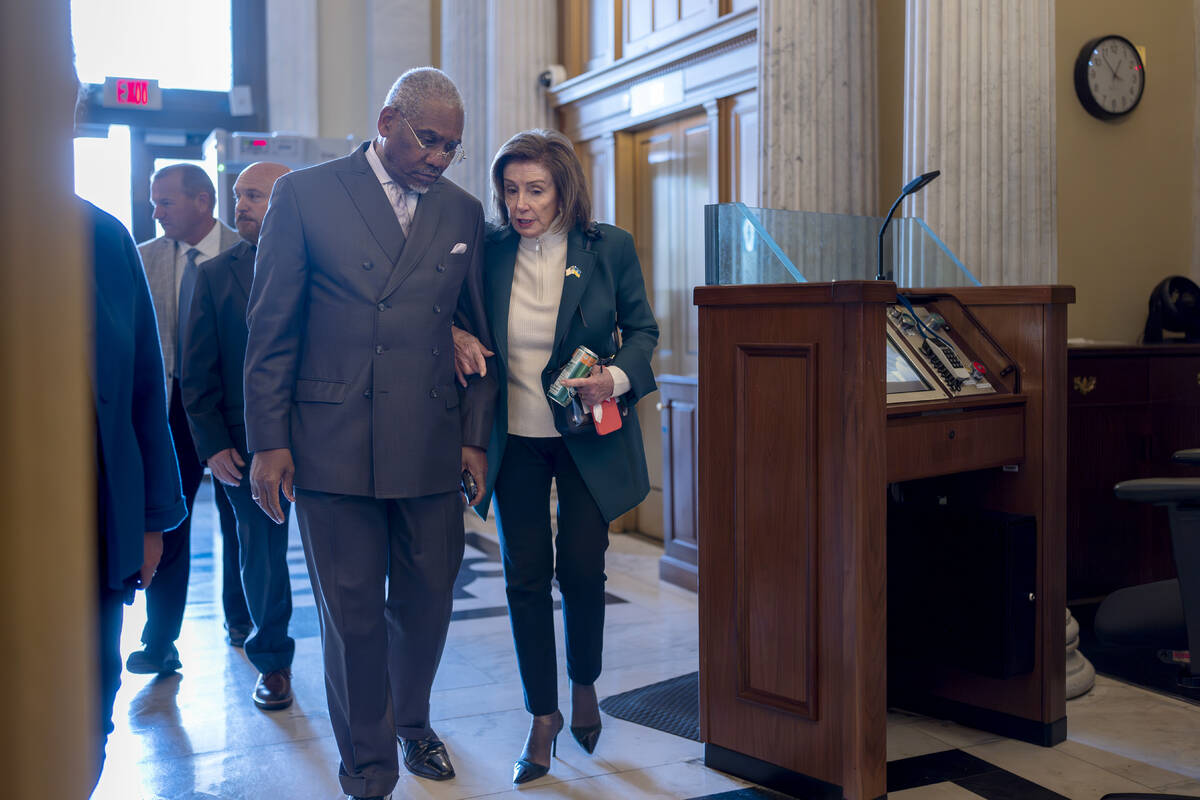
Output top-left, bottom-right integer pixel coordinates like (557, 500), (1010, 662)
(171, 219), (224, 299)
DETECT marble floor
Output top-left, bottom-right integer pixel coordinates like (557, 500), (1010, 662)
(92, 479), (1200, 800)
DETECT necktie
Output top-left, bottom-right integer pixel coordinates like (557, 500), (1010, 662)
(177, 247), (201, 366)
(392, 185), (413, 238)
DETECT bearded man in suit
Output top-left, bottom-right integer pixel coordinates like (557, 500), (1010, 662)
(243, 68), (495, 800)
(130, 163), (250, 675)
(180, 161), (296, 712)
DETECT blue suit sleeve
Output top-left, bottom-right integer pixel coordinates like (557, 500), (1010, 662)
(609, 231), (659, 401)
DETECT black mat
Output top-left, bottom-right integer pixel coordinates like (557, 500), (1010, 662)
(600, 671), (700, 741)
(1071, 601), (1200, 706)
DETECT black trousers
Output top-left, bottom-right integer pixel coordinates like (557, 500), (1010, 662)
(140, 381), (248, 653)
(493, 435), (610, 716)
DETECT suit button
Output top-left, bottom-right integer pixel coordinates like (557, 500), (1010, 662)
(433, 304), (441, 314)
(377, 302), (386, 312)
(436, 263), (446, 273)
(363, 389), (372, 398)
(375, 345), (384, 355)
(432, 346), (440, 356)
(362, 260), (373, 270)
(430, 388), (439, 399)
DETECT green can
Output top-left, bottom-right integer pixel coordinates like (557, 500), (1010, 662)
(548, 345), (599, 407)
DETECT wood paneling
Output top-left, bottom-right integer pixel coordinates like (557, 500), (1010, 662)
(659, 375), (699, 589)
(886, 402), (1026, 482)
(624, 0), (719, 59)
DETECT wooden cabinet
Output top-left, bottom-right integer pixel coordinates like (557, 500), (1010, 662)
(658, 375), (699, 590)
(1066, 344), (1200, 601)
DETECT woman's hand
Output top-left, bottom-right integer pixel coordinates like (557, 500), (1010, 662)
(451, 325), (494, 387)
(561, 365), (615, 408)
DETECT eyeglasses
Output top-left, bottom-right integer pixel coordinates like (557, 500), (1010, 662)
(402, 116), (466, 167)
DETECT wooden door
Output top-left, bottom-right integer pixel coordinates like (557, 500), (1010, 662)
(630, 112), (711, 539)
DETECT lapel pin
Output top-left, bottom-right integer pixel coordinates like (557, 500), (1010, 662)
(565, 265), (582, 278)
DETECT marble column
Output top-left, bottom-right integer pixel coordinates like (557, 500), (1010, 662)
(441, 0), (557, 205)
(902, 0), (1057, 285)
(266, 0), (319, 135)
(758, 0), (878, 216)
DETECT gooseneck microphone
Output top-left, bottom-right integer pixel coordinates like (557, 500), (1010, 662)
(876, 170), (940, 281)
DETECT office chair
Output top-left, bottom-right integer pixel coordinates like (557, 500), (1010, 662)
(1093, 448), (1200, 690)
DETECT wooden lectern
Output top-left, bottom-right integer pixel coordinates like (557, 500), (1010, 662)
(695, 281), (1073, 800)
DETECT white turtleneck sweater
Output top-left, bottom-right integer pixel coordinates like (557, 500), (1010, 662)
(506, 227), (629, 437)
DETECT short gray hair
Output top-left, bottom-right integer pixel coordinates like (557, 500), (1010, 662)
(383, 67), (464, 118)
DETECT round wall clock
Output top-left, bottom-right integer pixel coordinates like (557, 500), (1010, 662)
(1074, 35), (1145, 120)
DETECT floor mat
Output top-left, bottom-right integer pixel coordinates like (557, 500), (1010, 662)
(600, 671), (700, 741)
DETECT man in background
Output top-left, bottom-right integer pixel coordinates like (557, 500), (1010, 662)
(130, 164), (249, 674)
(180, 161), (297, 711)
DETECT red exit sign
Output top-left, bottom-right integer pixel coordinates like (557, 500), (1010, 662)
(101, 77), (162, 110)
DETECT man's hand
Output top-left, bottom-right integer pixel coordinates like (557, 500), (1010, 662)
(250, 448), (295, 524)
(562, 365), (615, 408)
(207, 447), (245, 487)
(451, 325), (494, 388)
(137, 531), (163, 590)
(461, 446), (487, 505)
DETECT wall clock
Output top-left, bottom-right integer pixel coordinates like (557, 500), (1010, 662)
(1074, 35), (1145, 120)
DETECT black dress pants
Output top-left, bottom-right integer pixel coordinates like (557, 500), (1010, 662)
(140, 381), (248, 653)
(493, 435), (610, 716)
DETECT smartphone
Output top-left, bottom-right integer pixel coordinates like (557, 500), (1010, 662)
(460, 469), (478, 503)
(593, 397), (623, 435)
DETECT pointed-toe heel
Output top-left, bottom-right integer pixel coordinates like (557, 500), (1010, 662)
(512, 757), (550, 785)
(570, 722), (601, 754)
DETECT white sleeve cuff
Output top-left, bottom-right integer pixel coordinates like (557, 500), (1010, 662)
(607, 365), (631, 398)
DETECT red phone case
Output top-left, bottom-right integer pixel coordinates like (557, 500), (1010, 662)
(593, 397), (623, 435)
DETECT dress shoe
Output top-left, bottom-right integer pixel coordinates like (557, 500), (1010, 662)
(225, 621), (251, 648)
(570, 681), (602, 754)
(346, 795), (390, 800)
(513, 709), (564, 785)
(253, 669), (293, 711)
(125, 644), (181, 675)
(400, 735), (455, 781)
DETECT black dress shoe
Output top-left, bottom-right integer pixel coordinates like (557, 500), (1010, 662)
(400, 736), (455, 781)
(225, 621), (251, 648)
(253, 669), (293, 711)
(125, 644), (181, 675)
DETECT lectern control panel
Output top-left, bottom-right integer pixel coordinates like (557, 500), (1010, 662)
(885, 303), (999, 403)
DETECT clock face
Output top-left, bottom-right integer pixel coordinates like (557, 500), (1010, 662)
(1075, 35), (1145, 120)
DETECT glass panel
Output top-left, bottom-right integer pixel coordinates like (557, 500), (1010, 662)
(705, 203), (982, 288)
(74, 124), (132, 232)
(72, 0), (233, 91)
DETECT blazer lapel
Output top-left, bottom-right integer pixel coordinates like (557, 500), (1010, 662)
(380, 180), (443, 300)
(486, 230), (519, 367)
(551, 228), (597, 358)
(230, 242), (254, 307)
(336, 144), (407, 267)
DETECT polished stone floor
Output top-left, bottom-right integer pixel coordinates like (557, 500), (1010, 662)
(92, 479), (1200, 800)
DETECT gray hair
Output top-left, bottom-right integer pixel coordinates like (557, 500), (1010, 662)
(383, 67), (464, 118)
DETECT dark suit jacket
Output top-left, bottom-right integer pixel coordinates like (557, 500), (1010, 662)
(244, 142), (496, 498)
(179, 238), (255, 461)
(476, 223), (659, 522)
(86, 198), (187, 590)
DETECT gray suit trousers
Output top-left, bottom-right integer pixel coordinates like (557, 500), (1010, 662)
(295, 488), (464, 798)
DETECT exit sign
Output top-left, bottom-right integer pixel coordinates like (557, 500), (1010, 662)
(101, 77), (162, 110)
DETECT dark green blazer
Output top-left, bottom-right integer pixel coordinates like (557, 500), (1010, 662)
(475, 223), (659, 522)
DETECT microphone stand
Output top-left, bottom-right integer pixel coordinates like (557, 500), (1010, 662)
(876, 170), (940, 281)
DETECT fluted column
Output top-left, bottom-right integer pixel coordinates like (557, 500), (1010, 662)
(267, 0), (319, 135)
(903, 0), (1057, 285)
(442, 0), (556, 206)
(758, 0), (878, 216)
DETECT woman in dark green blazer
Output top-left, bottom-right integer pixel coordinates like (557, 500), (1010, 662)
(455, 129), (658, 784)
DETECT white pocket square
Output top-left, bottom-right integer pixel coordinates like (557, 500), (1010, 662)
(450, 242), (468, 255)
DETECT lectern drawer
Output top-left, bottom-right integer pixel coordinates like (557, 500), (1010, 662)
(887, 405), (1025, 482)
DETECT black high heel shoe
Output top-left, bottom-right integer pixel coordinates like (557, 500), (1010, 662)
(570, 682), (602, 754)
(512, 710), (564, 785)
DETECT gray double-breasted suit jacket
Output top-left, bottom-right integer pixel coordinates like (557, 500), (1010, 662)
(243, 142), (496, 497)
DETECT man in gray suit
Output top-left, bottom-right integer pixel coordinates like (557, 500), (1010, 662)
(244, 68), (495, 800)
(130, 164), (250, 675)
